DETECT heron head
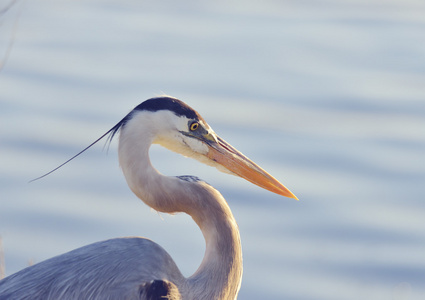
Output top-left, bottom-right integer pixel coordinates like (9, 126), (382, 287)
(117, 96), (297, 199)
(31, 96), (296, 200)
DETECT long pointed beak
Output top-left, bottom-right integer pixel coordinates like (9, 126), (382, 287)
(206, 136), (298, 199)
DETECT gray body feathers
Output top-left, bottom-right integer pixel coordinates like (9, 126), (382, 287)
(0, 238), (184, 300)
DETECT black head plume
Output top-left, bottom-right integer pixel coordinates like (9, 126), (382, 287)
(30, 96), (196, 182)
(29, 120), (123, 182)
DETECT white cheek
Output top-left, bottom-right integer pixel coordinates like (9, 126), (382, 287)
(169, 115), (209, 155)
(184, 137), (209, 155)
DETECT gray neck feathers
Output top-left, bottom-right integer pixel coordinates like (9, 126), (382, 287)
(118, 123), (242, 300)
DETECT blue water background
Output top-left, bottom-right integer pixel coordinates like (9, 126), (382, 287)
(1, 1), (424, 299)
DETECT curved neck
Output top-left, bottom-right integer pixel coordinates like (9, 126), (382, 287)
(118, 128), (242, 299)
(187, 192), (242, 300)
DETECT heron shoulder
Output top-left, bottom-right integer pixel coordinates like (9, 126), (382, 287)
(139, 279), (181, 300)
(0, 238), (185, 300)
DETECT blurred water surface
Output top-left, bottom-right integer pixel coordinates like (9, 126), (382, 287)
(1, 1), (424, 299)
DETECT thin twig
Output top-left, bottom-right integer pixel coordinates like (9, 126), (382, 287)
(0, 0), (19, 15)
(0, 0), (23, 72)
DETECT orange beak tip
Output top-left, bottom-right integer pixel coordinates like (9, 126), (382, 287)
(282, 190), (298, 200)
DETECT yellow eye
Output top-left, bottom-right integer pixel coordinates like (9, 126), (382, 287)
(190, 122), (199, 131)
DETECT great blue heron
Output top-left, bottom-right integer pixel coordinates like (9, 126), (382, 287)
(0, 96), (297, 299)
